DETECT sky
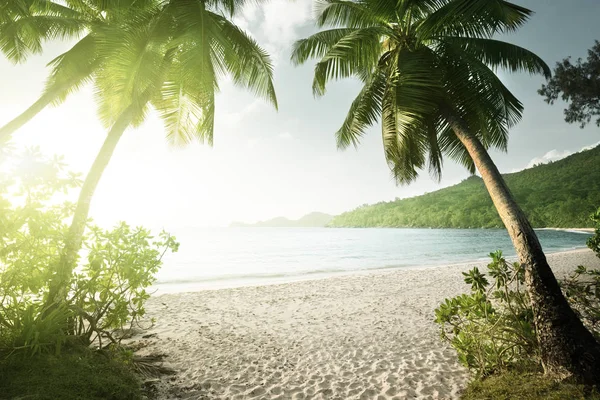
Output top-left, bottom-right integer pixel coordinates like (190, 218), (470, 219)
(0, 0), (599, 229)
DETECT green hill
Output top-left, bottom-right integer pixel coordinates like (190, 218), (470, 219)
(330, 145), (600, 229)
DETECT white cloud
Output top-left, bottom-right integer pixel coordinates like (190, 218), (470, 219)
(278, 132), (293, 140)
(261, 0), (313, 48)
(524, 140), (600, 169)
(232, 0), (313, 65)
(581, 140), (600, 152)
(526, 149), (572, 169)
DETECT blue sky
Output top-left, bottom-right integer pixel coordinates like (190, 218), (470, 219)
(0, 0), (599, 228)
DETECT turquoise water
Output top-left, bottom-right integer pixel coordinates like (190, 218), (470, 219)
(154, 228), (592, 293)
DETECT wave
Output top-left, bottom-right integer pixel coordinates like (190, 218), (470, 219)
(155, 245), (591, 288)
(155, 263), (410, 285)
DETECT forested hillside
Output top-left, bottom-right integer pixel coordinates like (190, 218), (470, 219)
(330, 145), (600, 228)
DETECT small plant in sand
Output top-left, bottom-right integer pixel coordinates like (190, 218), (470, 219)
(435, 251), (539, 376)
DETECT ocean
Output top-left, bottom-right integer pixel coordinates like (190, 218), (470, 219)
(153, 227), (592, 293)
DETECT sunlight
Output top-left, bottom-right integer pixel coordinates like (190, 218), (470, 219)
(1, 0), (600, 398)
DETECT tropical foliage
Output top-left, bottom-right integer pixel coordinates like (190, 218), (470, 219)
(0, 0), (154, 140)
(294, 0), (600, 381)
(435, 251), (538, 376)
(292, 0), (549, 183)
(0, 0), (277, 142)
(0, 0), (278, 306)
(539, 40), (600, 128)
(330, 144), (600, 228)
(435, 209), (600, 377)
(0, 147), (178, 357)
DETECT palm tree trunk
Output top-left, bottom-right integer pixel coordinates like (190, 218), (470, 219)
(447, 114), (600, 384)
(0, 86), (66, 142)
(46, 107), (136, 305)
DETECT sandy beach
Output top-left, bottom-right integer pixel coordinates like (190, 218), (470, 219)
(134, 249), (600, 400)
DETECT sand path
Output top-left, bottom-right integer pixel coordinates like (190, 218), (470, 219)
(135, 249), (600, 399)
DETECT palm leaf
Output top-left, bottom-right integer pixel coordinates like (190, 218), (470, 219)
(312, 26), (388, 96)
(417, 0), (532, 39)
(45, 34), (99, 105)
(336, 68), (386, 149)
(439, 36), (550, 78)
(315, 0), (383, 28)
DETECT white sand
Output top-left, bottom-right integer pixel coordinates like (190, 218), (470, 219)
(134, 249), (600, 400)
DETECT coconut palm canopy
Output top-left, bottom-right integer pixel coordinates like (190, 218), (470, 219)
(0, 0), (277, 145)
(292, 0), (550, 184)
(0, 0), (278, 304)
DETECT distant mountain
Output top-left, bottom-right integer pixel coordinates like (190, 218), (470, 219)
(230, 212), (334, 228)
(329, 144), (600, 229)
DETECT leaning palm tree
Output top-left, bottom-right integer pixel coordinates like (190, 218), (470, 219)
(292, 0), (600, 383)
(0, 0), (159, 142)
(46, 0), (277, 303)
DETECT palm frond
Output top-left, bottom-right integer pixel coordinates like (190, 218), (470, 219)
(438, 122), (476, 173)
(154, 77), (206, 146)
(439, 36), (551, 78)
(336, 68), (386, 149)
(439, 40), (524, 151)
(93, 7), (167, 127)
(45, 34), (99, 105)
(0, 15), (87, 62)
(208, 13), (277, 109)
(315, 0), (383, 28)
(417, 0), (532, 39)
(311, 26), (387, 96)
(291, 28), (356, 65)
(381, 85), (428, 185)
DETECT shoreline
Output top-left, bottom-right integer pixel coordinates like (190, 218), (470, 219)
(151, 246), (591, 295)
(538, 227), (595, 233)
(135, 248), (600, 399)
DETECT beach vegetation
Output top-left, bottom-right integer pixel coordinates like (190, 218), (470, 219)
(0, 147), (176, 397)
(438, 209), (600, 396)
(435, 251), (539, 376)
(293, 0), (600, 381)
(539, 40), (600, 128)
(0, 0), (278, 309)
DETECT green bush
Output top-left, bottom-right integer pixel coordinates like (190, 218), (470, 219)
(587, 208), (600, 257)
(436, 207), (600, 380)
(435, 251), (539, 376)
(0, 147), (179, 357)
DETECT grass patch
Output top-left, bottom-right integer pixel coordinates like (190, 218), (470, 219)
(462, 371), (600, 400)
(0, 349), (143, 400)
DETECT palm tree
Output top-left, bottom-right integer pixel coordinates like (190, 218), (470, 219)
(45, 0), (278, 303)
(292, 0), (600, 383)
(0, 0), (159, 142)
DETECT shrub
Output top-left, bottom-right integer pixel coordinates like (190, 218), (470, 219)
(434, 251), (539, 376)
(0, 147), (179, 357)
(587, 208), (600, 257)
(435, 207), (600, 378)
